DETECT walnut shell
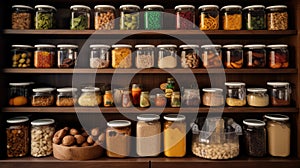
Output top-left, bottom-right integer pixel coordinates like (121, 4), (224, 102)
(74, 134), (86, 145)
(62, 135), (75, 146)
(69, 128), (79, 135)
(54, 128), (67, 139)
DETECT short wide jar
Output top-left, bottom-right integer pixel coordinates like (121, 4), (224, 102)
(56, 88), (77, 106)
(267, 82), (291, 106)
(202, 88), (224, 106)
(225, 82), (246, 106)
(11, 45), (33, 68)
(70, 5), (91, 30)
(89, 44), (110, 68)
(78, 87), (102, 106)
(31, 88), (55, 106)
(221, 5), (242, 30)
(34, 5), (56, 29)
(247, 88), (269, 107)
(157, 44), (177, 68)
(9, 82), (31, 106)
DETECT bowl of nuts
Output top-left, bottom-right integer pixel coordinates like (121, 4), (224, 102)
(52, 127), (104, 160)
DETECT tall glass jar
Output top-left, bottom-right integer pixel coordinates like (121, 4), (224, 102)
(182, 89), (200, 107)
(34, 44), (56, 68)
(266, 5), (288, 30)
(247, 88), (269, 107)
(175, 5), (195, 30)
(223, 44), (243, 69)
(244, 44), (266, 68)
(225, 82), (246, 106)
(198, 5), (219, 30)
(57, 44), (78, 68)
(136, 114), (161, 157)
(31, 88), (55, 106)
(202, 88), (224, 106)
(140, 91), (150, 107)
(104, 90), (114, 107)
(179, 45), (200, 68)
(89, 44), (110, 68)
(164, 114), (186, 157)
(70, 5), (90, 30)
(267, 82), (291, 106)
(264, 114), (290, 157)
(12, 5), (33, 29)
(144, 5), (164, 30)
(111, 44), (132, 68)
(6, 116), (30, 157)
(171, 91), (181, 107)
(201, 44), (222, 68)
(11, 45), (33, 68)
(122, 90), (132, 107)
(135, 44), (155, 68)
(267, 44), (289, 69)
(221, 5), (242, 30)
(9, 82), (31, 106)
(157, 44), (177, 68)
(56, 88), (77, 106)
(119, 5), (140, 30)
(243, 119), (267, 157)
(34, 5), (56, 29)
(94, 5), (115, 30)
(31, 119), (55, 157)
(78, 87), (102, 106)
(243, 5), (266, 30)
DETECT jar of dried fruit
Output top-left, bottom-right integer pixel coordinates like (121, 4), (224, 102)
(12, 5), (33, 29)
(267, 82), (291, 106)
(90, 44), (110, 68)
(179, 44), (200, 68)
(223, 44), (243, 69)
(267, 44), (289, 69)
(11, 45), (33, 68)
(94, 5), (115, 30)
(201, 44), (222, 68)
(34, 44), (56, 68)
(57, 44), (78, 68)
(244, 44), (266, 68)
(175, 5), (195, 30)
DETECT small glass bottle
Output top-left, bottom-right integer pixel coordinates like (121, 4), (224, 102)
(225, 82), (246, 106)
(165, 77), (175, 99)
(56, 88), (77, 106)
(11, 45), (33, 68)
(144, 5), (164, 30)
(119, 5), (140, 30)
(155, 93), (167, 107)
(267, 82), (291, 106)
(223, 44), (243, 69)
(198, 5), (219, 30)
(171, 91), (181, 107)
(247, 88), (269, 107)
(57, 44), (78, 68)
(179, 45), (200, 68)
(266, 5), (288, 30)
(104, 90), (114, 107)
(135, 44), (155, 68)
(89, 44), (110, 68)
(78, 87), (102, 106)
(201, 44), (222, 68)
(111, 44), (132, 68)
(34, 44), (56, 68)
(157, 45), (177, 68)
(31, 88), (55, 106)
(140, 91), (150, 107)
(182, 89), (200, 107)
(70, 5), (91, 30)
(34, 5), (56, 29)
(244, 44), (266, 68)
(202, 88), (224, 107)
(94, 5), (115, 30)
(12, 5), (33, 29)
(243, 5), (266, 30)
(221, 5), (242, 30)
(9, 82), (31, 106)
(122, 90), (132, 107)
(267, 44), (289, 69)
(175, 5), (195, 30)
(132, 84), (142, 107)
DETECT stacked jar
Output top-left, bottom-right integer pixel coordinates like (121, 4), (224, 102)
(57, 44), (78, 68)
(89, 44), (110, 68)
(34, 44), (56, 68)
(266, 5), (288, 30)
(221, 5), (242, 30)
(34, 5), (56, 29)
(12, 5), (33, 29)
(243, 5), (266, 30)
(175, 5), (195, 30)
(119, 5), (140, 30)
(179, 45), (200, 68)
(198, 5), (219, 30)
(201, 45), (222, 68)
(135, 45), (155, 68)
(223, 44), (243, 69)
(11, 45), (33, 68)
(94, 5), (115, 30)
(70, 5), (91, 30)
(144, 5), (164, 30)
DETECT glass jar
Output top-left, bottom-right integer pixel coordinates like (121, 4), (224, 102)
(264, 114), (290, 157)
(140, 91), (150, 107)
(11, 45), (33, 68)
(56, 88), (77, 106)
(89, 44), (110, 68)
(136, 114), (161, 157)
(179, 45), (200, 68)
(119, 5), (140, 30)
(113, 88), (126, 106)
(171, 91), (181, 107)
(57, 44), (78, 68)
(202, 88), (224, 107)
(247, 88), (269, 107)
(198, 5), (219, 30)
(12, 5), (33, 29)
(182, 89), (200, 107)
(155, 93), (167, 107)
(267, 44), (289, 69)
(9, 82), (31, 106)
(163, 114), (186, 157)
(244, 44), (266, 68)
(132, 84), (142, 107)
(70, 5), (90, 30)
(135, 44), (155, 68)
(34, 5), (56, 29)
(201, 45), (222, 68)
(225, 82), (246, 106)
(165, 77), (175, 99)
(243, 119), (267, 157)
(243, 5), (266, 30)
(175, 5), (195, 30)
(31, 88), (55, 106)
(104, 90), (114, 107)
(267, 82), (291, 106)
(122, 90), (132, 107)
(221, 5), (242, 30)
(266, 5), (288, 30)
(31, 119), (55, 157)
(78, 87), (102, 106)
(6, 116), (30, 157)
(106, 120), (131, 158)
(144, 5), (164, 30)
(223, 44), (243, 69)
(157, 44), (177, 68)
(34, 44), (56, 68)
(111, 44), (132, 68)
(94, 5), (115, 30)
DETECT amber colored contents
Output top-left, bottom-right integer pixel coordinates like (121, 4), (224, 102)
(112, 48), (132, 68)
(132, 84), (141, 106)
(103, 90), (114, 107)
(164, 120), (186, 157)
(34, 51), (54, 68)
(106, 126), (131, 158)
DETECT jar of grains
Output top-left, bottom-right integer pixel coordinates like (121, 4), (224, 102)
(243, 5), (266, 30)
(78, 87), (102, 106)
(157, 44), (177, 68)
(34, 5), (56, 29)
(8, 82), (31, 106)
(12, 5), (33, 29)
(221, 5), (242, 30)
(144, 5), (164, 30)
(201, 45), (222, 68)
(225, 82), (246, 106)
(70, 5), (90, 30)
(11, 45), (33, 68)
(179, 44), (200, 68)
(246, 88), (269, 107)
(34, 44), (56, 68)
(94, 5), (115, 30)
(198, 5), (219, 30)
(89, 44), (110, 68)
(267, 82), (291, 106)
(244, 44), (266, 68)
(57, 44), (78, 68)
(266, 5), (288, 30)
(31, 88), (55, 106)
(202, 88), (224, 106)
(135, 44), (155, 68)
(267, 44), (289, 69)
(111, 44), (132, 68)
(175, 5), (195, 30)
(56, 88), (78, 106)
(119, 5), (140, 30)
(223, 44), (243, 69)
(182, 89), (200, 107)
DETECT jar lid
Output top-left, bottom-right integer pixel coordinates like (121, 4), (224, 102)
(264, 114), (289, 121)
(70, 5), (91, 10)
(266, 44), (288, 48)
(57, 87), (78, 93)
(202, 88), (223, 92)
(179, 44), (200, 48)
(94, 5), (115, 10)
(57, 44), (78, 48)
(223, 44), (243, 48)
(164, 114), (186, 121)
(89, 44), (110, 48)
(119, 5), (140, 9)
(12, 5), (33, 10)
(244, 44), (266, 48)
(198, 5), (219, 10)
(32, 88), (55, 92)
(243, 5), (265, 10)
(112, 44), (132, 48)
(135, 44), (155, 48)
(175, 5), (195, 10)
(157, 44), (177, 48)
(12, 45), (33, 48)
(266, 5), (287, 10)
(9, 82), (31, 86)
(34, 44), (56, 48)
(221, 5), (242, 11)
(137, 114), (160, 121)
(144, 5), (164, 9)
(243, 119), (265, 127)
(34, 5), (57, 11)
(247, 88), (267, 92)
(107, 120), (131, 127)
(81, 87), (100, 92)
(225, 82), (246, 86)
(201, 44), (222, 48)
(31, 118), (55, 126)
(7, 116), (29, 124)
(267, 82), (289, 86)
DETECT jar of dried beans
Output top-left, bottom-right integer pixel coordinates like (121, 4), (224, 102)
(198, 5), (219, 30)
(94, 5), (115, 30)
(179, 44), (200, 68)
(57, 44), (78, 68)
(31, 88), (55, 106)
(90, 44), (110, 68)
(111, 44), (132, 68)
(12, 5), (33, 29)
(175, 5), (195, 30)
(135, 44), (155, 68)
(267, 44), (289, 69)
(34, 44), (56, 68)
(221, 5), (242, 30)
(144, 5), (164, 30)
(266, 5), (288, 30)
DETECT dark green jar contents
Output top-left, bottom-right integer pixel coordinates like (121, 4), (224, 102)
(70, 5), (91, 30)
(144, 5), (163, 30)
(243, 5), (266, 30)
(34, 5), (56, 29)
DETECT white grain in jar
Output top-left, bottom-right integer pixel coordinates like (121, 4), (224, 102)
(135, 44), (155, 68)
(202, 88), (224, 106)
(246, 88), (269, 107)
(157, 44), (177, 68)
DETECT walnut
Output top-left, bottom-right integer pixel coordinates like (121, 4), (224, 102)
(74, 135), (86, 145)
(62, 135), (75, 146)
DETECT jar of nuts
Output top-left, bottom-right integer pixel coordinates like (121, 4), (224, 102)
(243, 5), (266, 30)
(31, 118), (55, 157)
(34, 5), (56, 29)
(179, 44), (200, 68)
(267, 44), (289, 69)
(78, 87), (102, 106)
(198, 5), (219, 30)
(201, 44), (222, 68)
(34, 44), (56, 68)
(202, 88), (224, 107)
(57, 44), (78, 68)
(56, 88), (78, 106)
(135, 44), (155, 68)
(11, 45), (33, 68)
(221, 5), (242, 30)
(223, 44), (243, 69)
(94, 5), (115, 30)
(119, 5), (140, 30)
(267, 82), (291, 106)
(111, 44), (132, 68)
(225, 82), (246, 106)
(31, 88), (55, 106)
(157, 44), (178, 68)
(6, 116), (30, 157)
(70, 5), (91, 30)
(89, 44), (110, 68)
(266, 5), (288, 30)
(12, 5), (33, 29)
(244, 44), (266, 68)
(8, 82), (31, 106)
(175, 5), (195, 30)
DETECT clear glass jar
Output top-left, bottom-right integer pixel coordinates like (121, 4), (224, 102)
(78, 87), (102, 106)
(267, 82), (291, 106)
(243, 5), (266, 30)
(225, 82), (246, 106)
(34, 44), (56, 68)
(11, 45), (33, 68)
(180, 45), (200, 68)
(171, 91), (181, 107)
(113, 88), (125, 106)
(122, 90), (132, 107)
(12, 5), (33, 29)
(201, 45), (222, 68)
(31, 119), (55, 157)
(106, 120), (131, 158)
(267, 44), (289, 69)
(57, 44), (78, 68)
(182, 89), (200, 107)
(136, 114), (161, 157)
(9, 82), (31, 106)
(132, 84), (142, 106)
(140, 91), (150, 107)
(243, 119), (267, 157)
(155, 93), (167, 107)
(165, 77), (175, 99)
(163, 114), (186, 157)
(31, 88), (55, 106)
(202, 88), (224, 107)
(119, 5), (140, 30)
(157, 44), (177, 68)
(56, 88), (77, 106)
(175, 5), (195, 30)
(70, 5), (90, 30)
(135, 44), (155, 68)
(104, 90), (114, 107)
(34, 5), (56, 29)
(89, 44), (110, 68)
(6, 116), (30, 157)
(144, 5), (164, 30)
(223, 44), (243, 69)
(244, 44), (266, 68)
(266, 5), (288, 30)
(221, 5), (242, 30)
(198, 5), (219, 30)
(111, 44), (132, 68)
(94, 5), (115, 30)
(264, 114), (290, 157)
(247, 88), (269, 107)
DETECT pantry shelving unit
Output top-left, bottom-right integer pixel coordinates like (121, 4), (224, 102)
(1, 0), (300, 167)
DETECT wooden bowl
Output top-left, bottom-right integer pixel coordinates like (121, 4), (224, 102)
(53, 143), (104, 160)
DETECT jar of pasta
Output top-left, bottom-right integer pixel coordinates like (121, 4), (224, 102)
(182, 89), (200, 107)
(89, 44), (110, 68)
(198, 5), (219, 30)
(57, 44), (78, 68)
(106, 120), (131, 158)
(157, 44), (177, 68)
(9, 82), (31, 106)
(225, 82), (246, 106)
(56, 88), (77, 106)
(78, 87), (102, 106)
(104, 90), (114, 107)
(70, 5), (90, 30)
(119, 5), (140, 30)
(179, 45), (200, 68)
(34, 44), (56, 68)
(201, 45), (222, 68)
(11, 45), (33, 68)
(267, 44), (289, 69)
(246, 88), (269, 107)
(267, 82), (291, 106)
(94, 5), (115, 30)
(223, 44), (243, 69)
(202, 88), (224, 106)
(266, 5), (288, 30)
(244, 44), (266, 68)
(171, 91), (181, 107)
(144, 5), (164, 30)
(12, 5), (33, 29)
(31, 88), (55, 106)
(164, 114), (186, 157)
(135, 44), (155, 68)
(111, 44), (132, 68)
(221, 5), (242, 30)
(243, 5), (266, 30)
(175, 5), (195, 30)
(34, 5), (56, 29)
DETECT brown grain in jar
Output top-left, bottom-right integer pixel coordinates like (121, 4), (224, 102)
(202, 88), (224, 106)
(31, 88), (55, 106)
(94, 5), (115, 30)
(56, 88), (77, 106)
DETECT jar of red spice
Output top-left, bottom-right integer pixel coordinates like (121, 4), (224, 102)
(34, 44), (55, 68)
(175, 5), (195, 30)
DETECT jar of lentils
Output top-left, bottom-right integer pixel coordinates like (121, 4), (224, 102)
(94, 5), (115, 30)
